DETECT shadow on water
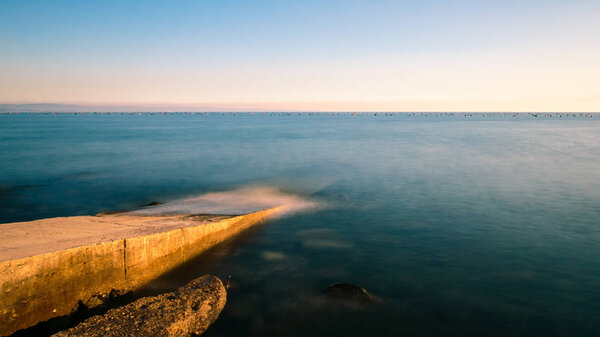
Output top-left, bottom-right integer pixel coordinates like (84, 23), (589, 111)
(137, 222), (269, 297)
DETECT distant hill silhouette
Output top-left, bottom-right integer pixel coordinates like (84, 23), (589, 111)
(0, 103), (264, 113)
(0, 103), (180, 112)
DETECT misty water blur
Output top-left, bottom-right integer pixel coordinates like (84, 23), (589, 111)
(132, 186), (321, 216)
(1, 113), (600, 336)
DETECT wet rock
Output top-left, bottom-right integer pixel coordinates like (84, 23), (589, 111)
(83, 289), (120, 309)
(145, 201), (163, 206)
(84, 294), (107, 308)
(108, 289), (120, 301)
(95, 210), (127, 216)
(322, 283), (377, 305)
(53, 275), (227, 337)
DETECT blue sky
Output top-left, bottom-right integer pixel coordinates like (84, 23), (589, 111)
(1, 0), (599, 111)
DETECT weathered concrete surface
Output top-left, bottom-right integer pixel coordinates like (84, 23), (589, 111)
(0, 213), (234, 262)
(0, 207), (283, 336)
(52, 275), (227, 337)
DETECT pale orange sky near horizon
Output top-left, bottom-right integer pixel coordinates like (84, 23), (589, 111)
(1, 1), (599, 112)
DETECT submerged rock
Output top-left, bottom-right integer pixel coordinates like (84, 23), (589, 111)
(53, 275), (227, 337)
(322, 283), (377, 305)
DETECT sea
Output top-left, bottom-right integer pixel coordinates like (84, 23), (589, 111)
(1, 112), (599, 336)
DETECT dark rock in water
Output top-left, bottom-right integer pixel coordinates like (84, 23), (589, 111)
(52, 275), (227, 337)
(322, 283), (377, 305)
(108, 289), (120, 301)
(83, 289), (119, 308)
(96, 201), (161, 216)
(95, 210), (127, 216)
(84, 294), (106, 308)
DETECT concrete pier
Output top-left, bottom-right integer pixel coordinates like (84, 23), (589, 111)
(0, 207), (282, 336)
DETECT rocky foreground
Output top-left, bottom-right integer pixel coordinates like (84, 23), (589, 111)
(53, 275), (227, 337)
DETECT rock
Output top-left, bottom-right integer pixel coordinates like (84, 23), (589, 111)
(145, 201), (163, 206)
(84, 294), (106, 308)
(95, 210), (127, 216)
(82, 289), (119, 309)
(322, 283), (377, 305)
(53, 275), (227, 337)
(109, 289), (120, 301)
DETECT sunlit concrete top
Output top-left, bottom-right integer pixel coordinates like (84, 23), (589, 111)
(0, 213), (233, 262)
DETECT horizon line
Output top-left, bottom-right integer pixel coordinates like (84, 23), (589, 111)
(1, 103), (599, 114)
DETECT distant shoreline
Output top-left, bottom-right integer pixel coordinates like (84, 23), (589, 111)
(1, 104), (599, 114)
(1, 110), (599, 117)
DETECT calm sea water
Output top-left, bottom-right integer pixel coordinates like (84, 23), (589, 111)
(1, 113), (600, 336)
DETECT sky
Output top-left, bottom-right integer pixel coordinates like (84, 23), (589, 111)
(0, 0), (599, 112)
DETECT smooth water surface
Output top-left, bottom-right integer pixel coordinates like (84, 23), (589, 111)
(1, 113), (599, 336)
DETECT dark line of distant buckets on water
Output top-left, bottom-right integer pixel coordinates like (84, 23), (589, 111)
(2, 112), (598, 117)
